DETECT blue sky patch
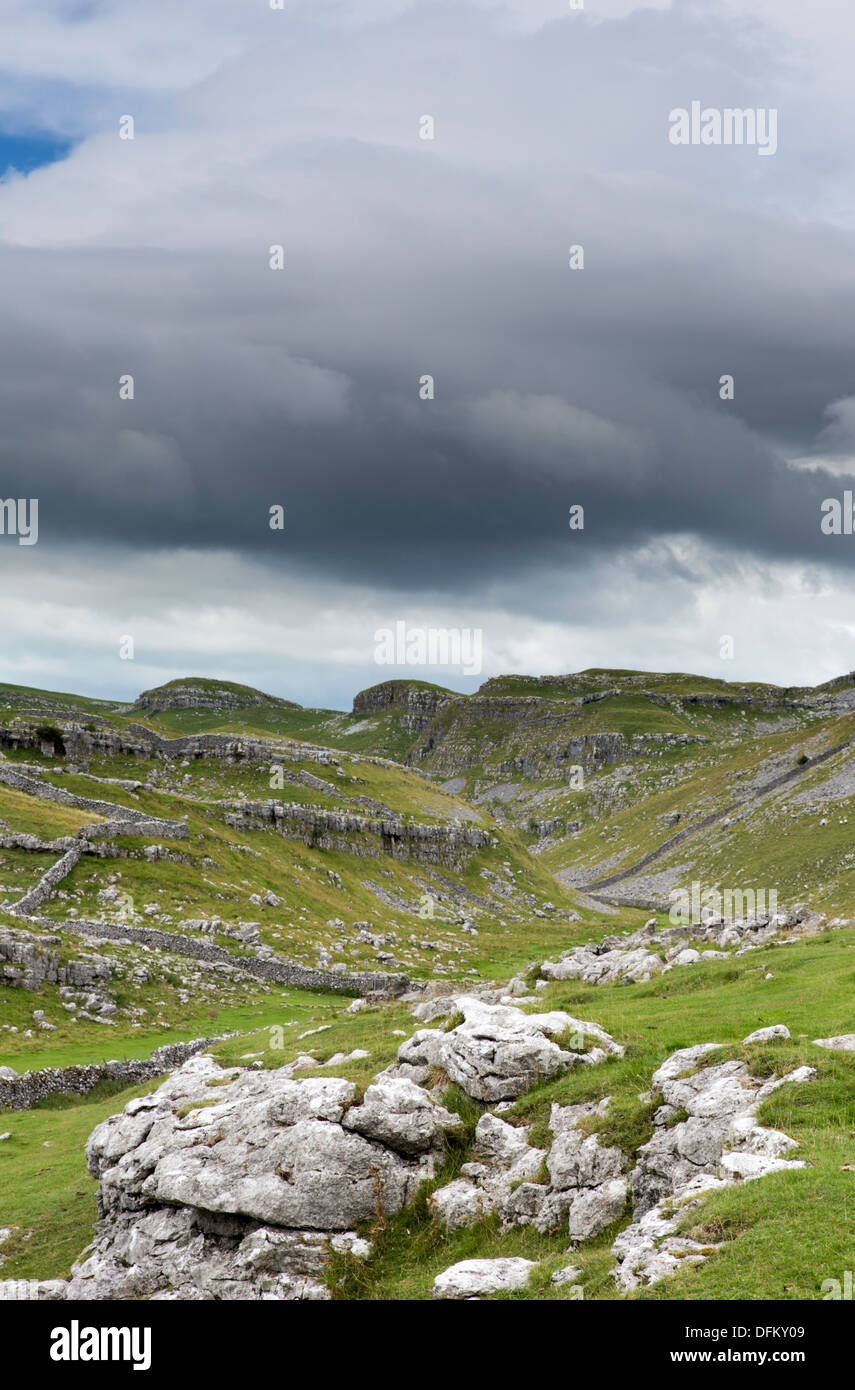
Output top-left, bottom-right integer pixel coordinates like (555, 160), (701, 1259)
(0, 130), (75, 177)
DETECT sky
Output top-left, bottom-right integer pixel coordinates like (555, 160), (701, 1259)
(1, 0), (855, 709)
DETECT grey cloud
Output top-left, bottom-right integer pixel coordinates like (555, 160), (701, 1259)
(1, 1), (855, 694)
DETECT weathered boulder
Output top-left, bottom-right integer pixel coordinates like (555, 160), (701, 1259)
(433, 1257), (536, 1300)
(743, 1025), (790, 1044)
(812, 1034), (855, 1052)
(341, 1077), (464, 1156)
(388, 996), (623, 1102)
(61, 1053), (462, 1300)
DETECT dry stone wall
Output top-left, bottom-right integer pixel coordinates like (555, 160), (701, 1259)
(0, 1037), (219, 1111)
(31, 916), (412, 998)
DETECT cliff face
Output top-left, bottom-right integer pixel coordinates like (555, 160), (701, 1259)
(352, 681), (451, 734)
(222, 798), (493, 868)
(407, 695), (708, 777)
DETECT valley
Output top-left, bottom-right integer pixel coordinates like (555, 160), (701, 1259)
(0, 667), (853, 1302)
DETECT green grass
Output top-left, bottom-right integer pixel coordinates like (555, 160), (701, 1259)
(0, 1077), (163, 1280)
(0, 784), (103, 839)
(320, 929), (855, 1299)
(1, 666), (855, 1300)
(0, 988), (326, 1073)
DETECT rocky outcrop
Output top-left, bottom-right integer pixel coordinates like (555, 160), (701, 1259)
(134, 681), (299, 713)
(539, 907), (827, 989)
(57, 1056), (463, 1300)
(352, 681), (450, 734)
(222, 799), (492, 868)
(611, 1039), (815, 1291)
(0, 923), (113, 992)
(384, 995), (623, 1102)
(431, 1101), (627, 1240)
(431, 1111), (547, 1230)
(542, 939), (666, 987)
(407, 692), (709, 777)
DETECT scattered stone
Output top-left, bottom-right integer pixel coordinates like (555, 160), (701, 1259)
(433, 1257), (536, 1300)
(812, 1034), (855, 1052)
(743, 1025), (790, 1043)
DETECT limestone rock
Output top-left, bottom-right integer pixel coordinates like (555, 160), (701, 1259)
(433, 1257), (536, 1300)
(812, 1034), (855, 1052)
(613, 1046), (815, 1291)
(431, 1112), (546, 1230)
(63, 1053), (462, 1300)
(341, 1077), (464, 1156)
(541, 945), (663, 987)
(743, 1025), (790, 1043)
(431, 1098), (627, 1241)
(389, 995), (623, 1103)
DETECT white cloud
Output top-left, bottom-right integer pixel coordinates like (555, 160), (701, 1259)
(0, 540), (851, 706)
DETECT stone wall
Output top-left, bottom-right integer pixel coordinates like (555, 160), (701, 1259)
(0, 763), (119, 813)
(30, 915), (412, 998)
(12, 845), (84, 915)
(81, 817), (188, 840)
(0, 763), (188, 914)
(0, 763), (164, 823)
(0, 1037), (219, 1111)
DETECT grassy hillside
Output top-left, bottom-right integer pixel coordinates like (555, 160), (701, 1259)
(2, 664), (854, 1302)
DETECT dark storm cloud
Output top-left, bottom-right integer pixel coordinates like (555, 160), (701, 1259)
(1, 0), (854, 612)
